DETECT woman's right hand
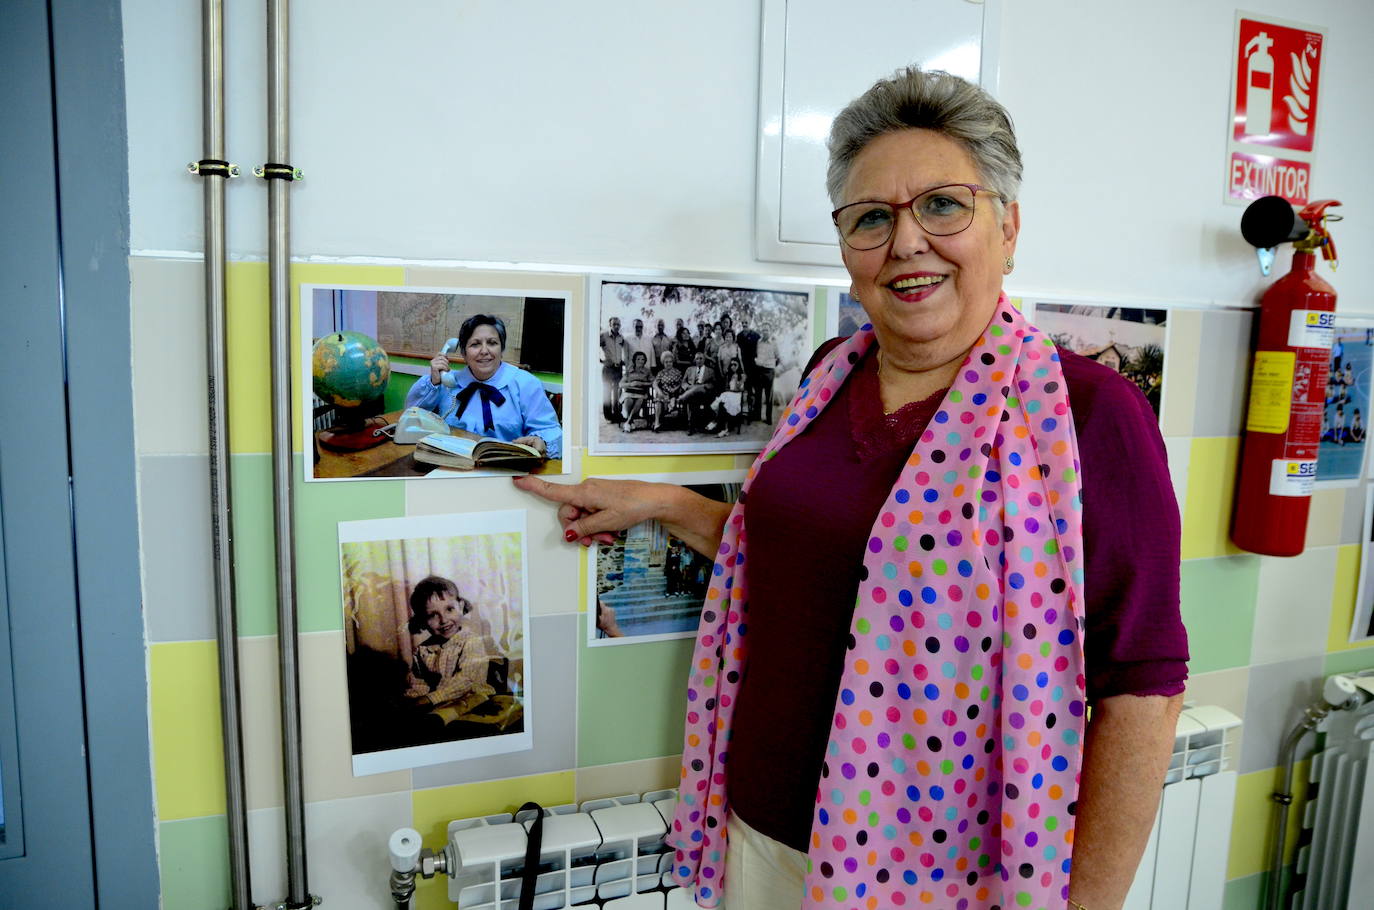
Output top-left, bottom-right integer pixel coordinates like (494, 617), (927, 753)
(515, 475), (734, 557)
(512, 476), (666, 546)
(429, 351), (451, 385)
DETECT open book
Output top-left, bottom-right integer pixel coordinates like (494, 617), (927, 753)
(413, 431), (545, 471)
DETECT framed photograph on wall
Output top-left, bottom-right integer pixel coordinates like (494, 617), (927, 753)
(303, 283), (572, 481)
(1028, 300), (1170, 423)
(338, 511), (533, 775)
(1314, 321), (1373, 487)
(586, 470), (745, 646)
(588, 276), (813, 455)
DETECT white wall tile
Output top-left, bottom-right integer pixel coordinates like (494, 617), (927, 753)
(1251, 547), (1339, 666)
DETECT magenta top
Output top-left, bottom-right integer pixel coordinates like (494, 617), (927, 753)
(726, 343), (1188, 851)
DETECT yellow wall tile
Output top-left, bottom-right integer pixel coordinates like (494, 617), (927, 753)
(1181, 436), (1245, 560)
(411, 771), (576, 910)
(582, 454), (741, 476)
(150, 641), (227, 820)
(411, 771), (576, 845)
(226, 262), (405, 455)
(1228, 762), (1308, 880)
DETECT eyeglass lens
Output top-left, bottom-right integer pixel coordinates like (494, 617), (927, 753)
(836, 184), (979, 250)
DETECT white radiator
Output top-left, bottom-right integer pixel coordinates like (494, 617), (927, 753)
(444, 790), (688, 910)
(1122, 704), (1242, 910)
(1291, 683), (1374, 910)
(421, 705), (1240, 909)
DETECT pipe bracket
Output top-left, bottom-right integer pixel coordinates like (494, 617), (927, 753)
(188, 159), (242, 178)
(255, 162), (304, 181)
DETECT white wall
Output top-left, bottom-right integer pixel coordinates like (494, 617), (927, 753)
(125, 0), (1374, 307)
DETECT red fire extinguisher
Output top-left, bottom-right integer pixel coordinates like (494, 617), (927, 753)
(1232, 195), (1342, 557)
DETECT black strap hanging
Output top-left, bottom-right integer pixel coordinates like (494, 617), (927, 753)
(517, 801), (545, 910)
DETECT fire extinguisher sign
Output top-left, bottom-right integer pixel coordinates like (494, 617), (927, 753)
(1226, 13), (1325, 206)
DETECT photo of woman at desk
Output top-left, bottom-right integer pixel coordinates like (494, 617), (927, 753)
(306, 284), (570, 481)
(405, 313), (562, 458)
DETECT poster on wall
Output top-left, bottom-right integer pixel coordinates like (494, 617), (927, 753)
(588, 276), (813, 455)
(1226, 12), (1326, 205)
(338, 511), (533, 775)
(586, 470), (745, 646)
(1314, 323), (1373, 487)
(1029, 301), (1170, 421)
(303, 283), (572, 481)
(1349, 486), (1374, 643)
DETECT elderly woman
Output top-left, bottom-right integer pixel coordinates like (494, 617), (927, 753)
(405, 313), (562, 457)
(518, 67), (1184, 910)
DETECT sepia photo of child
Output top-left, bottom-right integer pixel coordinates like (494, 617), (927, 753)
(338, 514), (531, 774)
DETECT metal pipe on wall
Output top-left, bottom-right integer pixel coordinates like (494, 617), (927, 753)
(199, 0), (253, 907)
(266, 0), (312, 903)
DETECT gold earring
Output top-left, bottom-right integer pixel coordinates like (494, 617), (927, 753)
(1004, 255), (1015, 273)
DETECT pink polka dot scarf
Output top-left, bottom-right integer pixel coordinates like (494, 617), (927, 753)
(668, 297), (1087, 910)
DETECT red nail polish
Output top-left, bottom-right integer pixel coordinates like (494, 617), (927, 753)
(564, 529), (577, 542)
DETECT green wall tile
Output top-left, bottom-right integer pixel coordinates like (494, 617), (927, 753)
(1223, 870), (1264, 910)
(1324, 647), (1374, 676)
(159, 816), (230, 910)
(231, 454), (405, 635)
(1181, 555), (1261, 673)
(577, 614), (694, 766)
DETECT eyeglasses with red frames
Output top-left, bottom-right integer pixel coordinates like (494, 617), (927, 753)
(831, 183), (1002, 251)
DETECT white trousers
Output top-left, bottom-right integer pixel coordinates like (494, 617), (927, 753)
(722, 812), (807, 910)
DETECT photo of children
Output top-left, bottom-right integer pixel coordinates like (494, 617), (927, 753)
(590, 278), (812, 455)
(1031, 302), (1169, 420)
(1315, 324), (1373, 485)
(338, 511), (531, 775)
(304, 284), (571, 481)
(587, 472), (745, 645)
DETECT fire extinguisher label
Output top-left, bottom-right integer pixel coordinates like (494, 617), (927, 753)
(1269, 458), (1318, 496)
(1245, 351), (1296, 434)
(1287, 310), (1336, 349)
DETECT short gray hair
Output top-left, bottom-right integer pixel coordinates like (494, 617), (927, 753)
(826, 67), (1023, 209)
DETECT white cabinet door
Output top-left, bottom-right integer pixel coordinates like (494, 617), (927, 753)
(756, 0), (1001, 266)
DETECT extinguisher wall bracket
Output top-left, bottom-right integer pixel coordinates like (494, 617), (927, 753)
(1241, 196), (1343, 275)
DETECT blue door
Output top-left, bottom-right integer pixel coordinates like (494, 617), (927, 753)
(0, 1), (157, 906)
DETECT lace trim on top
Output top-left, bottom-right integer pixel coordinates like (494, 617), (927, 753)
(847, 349), (950, 461)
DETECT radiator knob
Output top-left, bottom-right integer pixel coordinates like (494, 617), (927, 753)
(389, 827), (423, 872)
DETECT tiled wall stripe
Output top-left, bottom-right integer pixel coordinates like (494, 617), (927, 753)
(150, 640), (227, 820)
(1179, 555), (1260, 674)
(576, 614), (695, 766)
(1228, 761), (1311, 881)
(159, 815), (232, 910)
(130, 257), (1371, 905)
(1251, 547), (1338, 666)
(1181, 436), (1244, 560)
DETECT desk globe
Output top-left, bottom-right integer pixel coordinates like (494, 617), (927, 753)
(312, 330), (391, 451)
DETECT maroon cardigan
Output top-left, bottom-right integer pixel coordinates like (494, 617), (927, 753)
(725, 342), (1189, 850)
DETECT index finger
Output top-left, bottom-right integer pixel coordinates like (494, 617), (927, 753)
(512, 475), (586, 507)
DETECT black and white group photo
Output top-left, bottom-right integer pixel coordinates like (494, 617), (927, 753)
(589, 278), (813, 454)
